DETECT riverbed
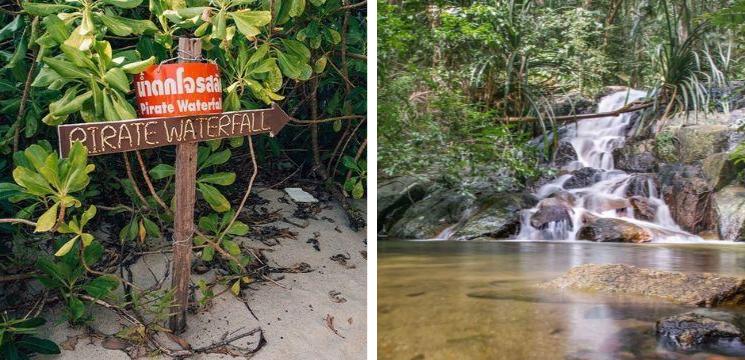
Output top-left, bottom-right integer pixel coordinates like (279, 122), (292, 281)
(378, 240), (745, 359)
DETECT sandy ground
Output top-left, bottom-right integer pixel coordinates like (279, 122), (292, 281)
(39, 188), (367, 359)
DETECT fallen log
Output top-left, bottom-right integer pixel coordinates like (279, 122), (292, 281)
(499, 100), (654, 123)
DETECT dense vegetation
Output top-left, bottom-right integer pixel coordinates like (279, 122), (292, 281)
(0, 0), (365, 356)
(379, 0), (745, 188)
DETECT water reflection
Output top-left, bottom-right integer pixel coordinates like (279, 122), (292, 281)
(378, 241), (745, 359)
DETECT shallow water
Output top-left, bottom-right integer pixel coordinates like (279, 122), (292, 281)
(378, 240), (745, 360)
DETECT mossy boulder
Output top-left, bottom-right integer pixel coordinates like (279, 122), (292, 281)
(576, 218), (652, 243)
(377, 176), (435, 235)
(388, 189), (474, 239)
(674, 125), (731, 164)
(702, 152), (742, 191)
(714, 185), (745, 241)
(453, 192), (537, 240)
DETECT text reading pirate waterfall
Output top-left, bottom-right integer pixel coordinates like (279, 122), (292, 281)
(65, 112), (271, 154)
(136, 67), (222, 115)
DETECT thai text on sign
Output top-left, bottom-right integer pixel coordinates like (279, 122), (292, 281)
(134, 63), (223, 117)
(57, 105), (291, 157)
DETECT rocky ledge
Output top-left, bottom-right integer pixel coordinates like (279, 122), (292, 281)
(542, 264), (745, 307)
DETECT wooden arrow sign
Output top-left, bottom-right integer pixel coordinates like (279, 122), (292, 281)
(57, 103), (290, 157)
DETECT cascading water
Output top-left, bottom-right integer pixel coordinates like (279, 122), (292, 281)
(517, 90), (701, 242)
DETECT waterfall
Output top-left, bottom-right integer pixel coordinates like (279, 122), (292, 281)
(517, 90), (701, 242)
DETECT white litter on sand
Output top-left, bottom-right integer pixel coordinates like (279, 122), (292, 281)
(284, 187), (319, 203)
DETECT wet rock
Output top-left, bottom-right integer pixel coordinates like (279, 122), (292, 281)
(629, 196), (656, 221)
(675, 125), (731, 164)
(530, 197), (573, 230)
(656, 309), (745, 353)
(543, 264), (745, 307)
(388, 189), (473, 239)
(548, 190), (576, 206)
(378, 176), (434, 234)
(577, 218), (652, 243)
(702, 152), (742, 191)
(554, 141), (578, 168)
(582, 194), (629, 214)
(564, 167), (603, 189)
(453, 192), (537, 240)
(623, 174), (659, 198)
(612, 139), (658, 173)
(658, 164), (718, 234)
(714, 186), (745, 241)
(551, 91), (596, 116)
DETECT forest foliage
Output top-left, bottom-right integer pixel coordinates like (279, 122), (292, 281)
(379, 0), (745, 188)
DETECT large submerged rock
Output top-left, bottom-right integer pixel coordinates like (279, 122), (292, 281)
(656, 309), (745, 353)
(543, 264), (745, 307)
(453, 193), (537, 240)
(577, 218), (652, 243)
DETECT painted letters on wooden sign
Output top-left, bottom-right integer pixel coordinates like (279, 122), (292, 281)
(57, 104), (290, 157)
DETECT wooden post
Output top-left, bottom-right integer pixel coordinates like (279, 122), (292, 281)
(168, 37), (201, 334)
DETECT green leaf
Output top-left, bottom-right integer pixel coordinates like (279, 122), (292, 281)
(43, 57), (90, 79)
(35, 203), (59, 233)
(54, 236), (77, 256)
(230, 280), (240, 295)
(104, 68), (130, 93)
(84, 241), (104, 265)
(199, 148), (231, 170)
(13, 167), (53, 196)
(198, 172), (236, 186)
(51, 90), (92, 117)
(149, 164), (175, 179)
(222, 239), (241, 256)
(202, 246), (215, 261)
(227, 222), (249, 235)
(97, 13), (134, 36)
(81, 205), (97, 227)
(84, 275), (119, 298)
(69, 297), (85, 320)
(60, 44), (96, 71)
(102, 0), (143, 9)
(198, 183), (231, 212)
(352, 181), (364, 199)
(42, 15), (70, 44)
(314, 56), (327, 73)
(230, 10), (271, 39)
(142, 217), (161, 238)
(22, 2), (75, 16)
(121, 56), (155, 74)
(15, 317), (46, 329)
(17, 337), (60, 355)
(289, 0), (305, 17)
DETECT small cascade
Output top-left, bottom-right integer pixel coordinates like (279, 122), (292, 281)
(517, 90), (701, 242)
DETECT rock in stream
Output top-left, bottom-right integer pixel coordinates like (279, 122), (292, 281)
(543, 264), (745, 307)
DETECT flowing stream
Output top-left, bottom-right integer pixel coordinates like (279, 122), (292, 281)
(516, 90), (701, 242)
(378, 241), (745, 359)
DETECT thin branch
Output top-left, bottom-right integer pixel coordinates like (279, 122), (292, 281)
(0, 218), (36, 227)
(291, 115), (365, 124)
(135, 150), (169, 210)
(122, 152), (150, 209)
(216, 135), (258, 244)
(13, 17), (38, 154)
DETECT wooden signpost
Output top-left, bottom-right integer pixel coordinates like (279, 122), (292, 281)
(57, 38), (290, 333)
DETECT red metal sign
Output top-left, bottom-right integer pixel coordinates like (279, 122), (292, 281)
(134, 63), (223, 118)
